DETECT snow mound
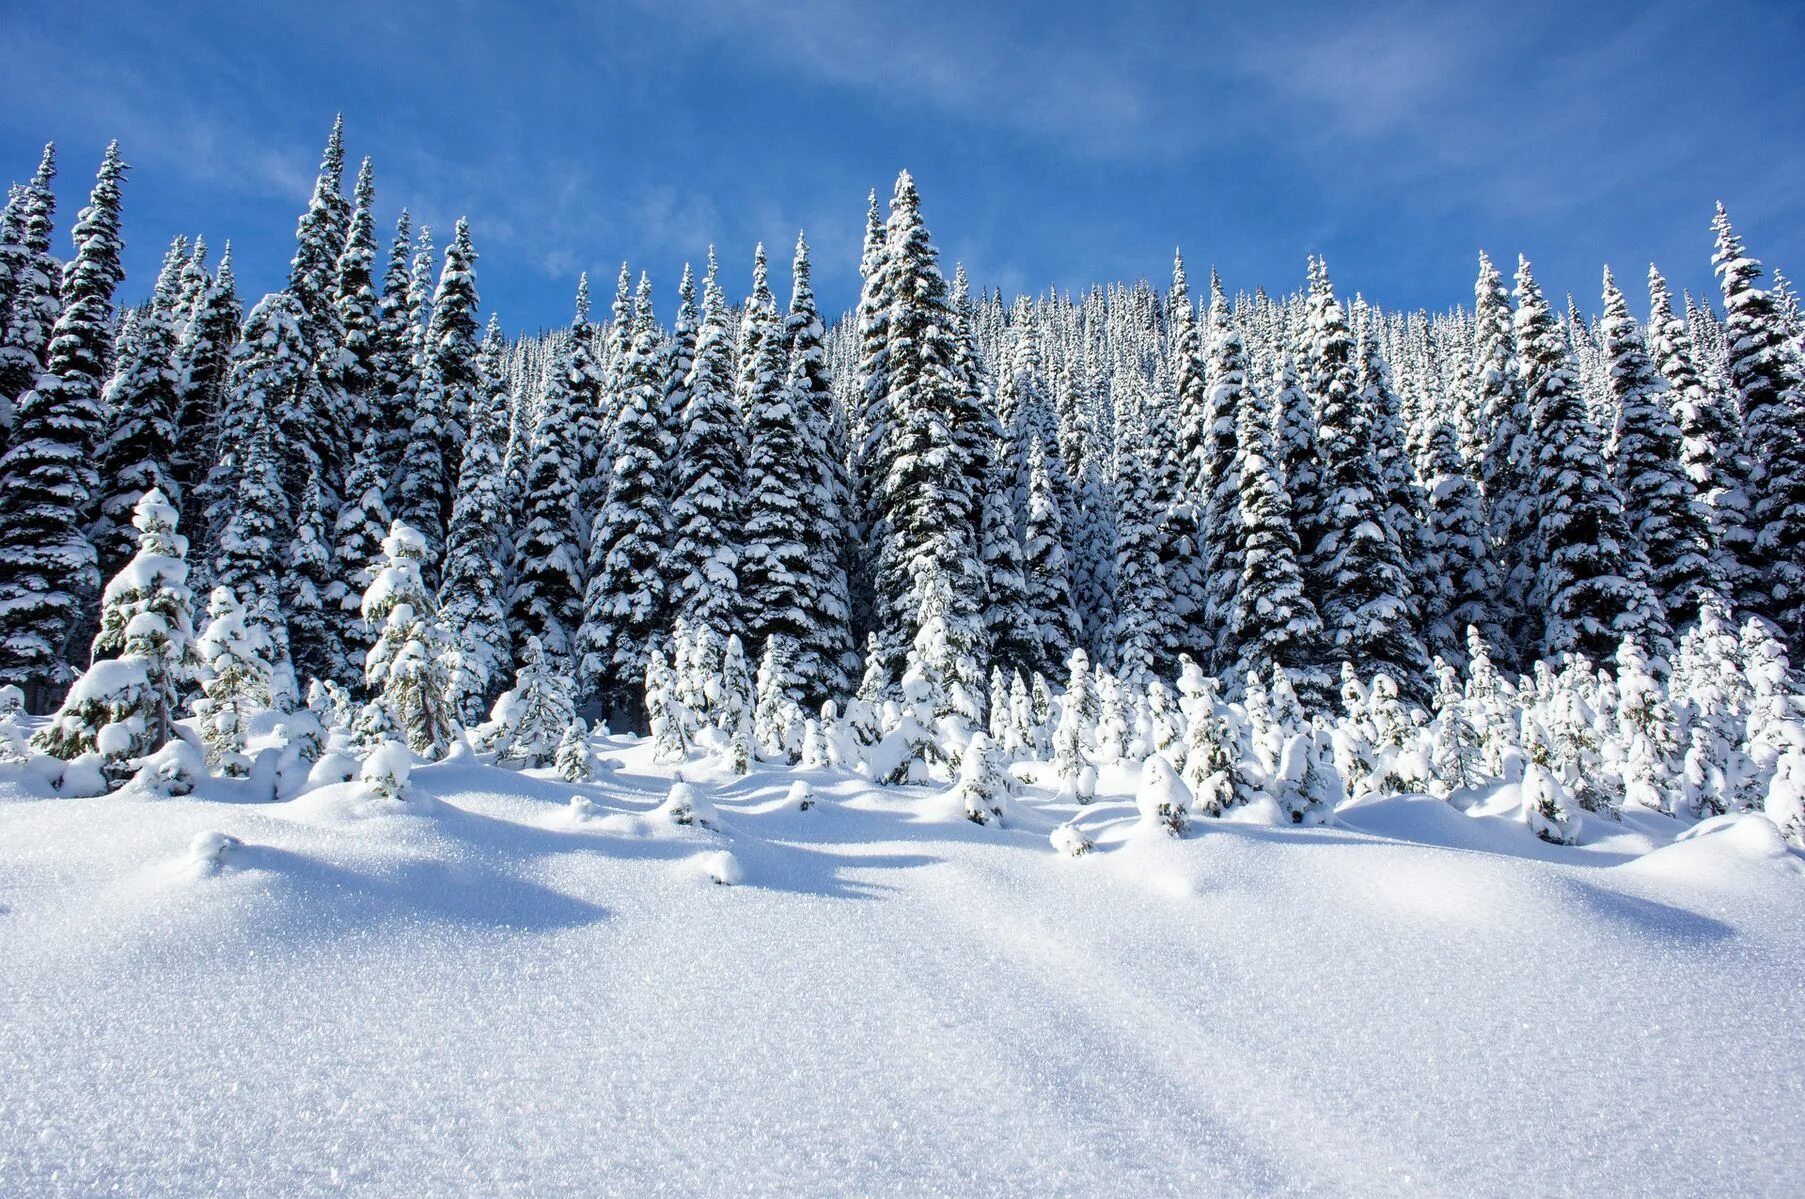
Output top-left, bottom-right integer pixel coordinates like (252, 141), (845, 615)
(688, 849), (744, 886)
(1622, 813), (1805, 888)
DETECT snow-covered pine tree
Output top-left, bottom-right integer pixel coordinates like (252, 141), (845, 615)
(397, 218), (480, 571)
(328, 429), (391, 681)
(439, 317), (512, 721)
(868, 172), (984, 677)
(91, 237), (186, 583)
(0, 145), (59, 422)
(361, 521), (458, 757)
(1647, 264), (1745, 601)
(670, 253), (744, 635)
(287, 115), (350, 370)
(0, 142), (126, 705)
(1473, 252), (1534, 664)
(1198, 270), (1246, 675)
(1711, 204), (1805, 648)
(1418, 413), (1502, 665)
(334, 157), (381, 406)
(171, 242), (240, 537)
(1229, 332), (1330, 707)
(371, 210), (418, 489)
(786, 234), (855, 698)
(1108, 376), (1172, 688)
(1021, 436), (1081, 679)
(1159, 250), (1211, 666)
(1516, 256), (1669, 664)
(579, 276), (671, 726)
(213, 420), (290, 673)
(1308, 261), (1428, 697)
(476, 635), (576, 769)
(509, 303), (588, 666)
(191, 585), (274, 775)
(85, 487), (196, 732)
(284, 466), (343, 688)
(1600, 266), (1714, 633)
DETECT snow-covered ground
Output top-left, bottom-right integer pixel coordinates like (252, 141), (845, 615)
(2, 737), (1801, 1197)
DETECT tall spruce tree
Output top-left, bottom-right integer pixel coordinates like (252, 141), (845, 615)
(1647, 263), (1745, 600)
(669, 255), (744, 634)
(439, 319), (511, 720)
(1711, 204), (1805, 647)
(578, 276), (671, 725)
(0, 145), (59, 423)
(510, 300), (588, 666)
(1473, 251), (1534, 663)
(1601, 266), (1713, 631)
(1515, 256), (1668, 663)
(1308, 261), (1427, 695)
(92, 237), (187, 582)
(398, 217), (480, 570)
(0, 143), (127, 704)
(868, 171), (984, 675)
(1229, 341), (1329, 704)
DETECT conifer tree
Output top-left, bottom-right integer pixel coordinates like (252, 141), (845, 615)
(334, 156), (381, 405)
(328, 429), (391, 681)
(1230, 339), (1329, 704)
(1648, 264), (1746, 599)
(741, 233), (852, 702)
(0, 142), (127, 704)
(213, 420), (290, 665)
(1711, 204), (1805, 647)
(397, 218), (480, 569)
(1022, 437), (1081, 679)
(362, 521), (458, 757)
(284, 466), (342, 687)
(0, 144), (59, 420)
(509, 300), (587, 666)
(92, 237), (186, 582)
(191, 585), (274, 775)
(1418, 415), (1501, 664)
(670, 256), (744, 634)
(1308, 261), (1427, 695)
(1601, 266), (1713, 631)
(88, 489), (197, 722)
(371, 210), (417, 488)
(1109, 384), (1172, 686)
(171, 242), (240, 520)
(288, 115), (350, 364)
(440, 320), (511, 721)
(787, 235), (856, 698)
(1198, 271), (1246, 673)
(579, 277), (671, 725)
(1515, 257), (1667, 663)
(1160, 251), (1211, 662)
(1473, 252), (1534, 662)
(868, 171), (983, 674)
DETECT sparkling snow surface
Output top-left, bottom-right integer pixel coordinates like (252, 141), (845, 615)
(2, 740), (1802, 1197)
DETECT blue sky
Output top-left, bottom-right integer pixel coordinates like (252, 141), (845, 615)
(3, 0), (1802, 332)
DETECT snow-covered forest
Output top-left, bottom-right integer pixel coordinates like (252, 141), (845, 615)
(1, 120), (1803, 846)
(6, 117), (1805, 1196)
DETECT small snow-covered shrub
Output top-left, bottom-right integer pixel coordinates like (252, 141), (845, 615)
(788, 780), (815, 811)
(127, 739), (206, 797)
(1137, 755), (1191, 837)
(1523, 762), (1579, 845)
(1765, 749), (1805, 848)
(952, 732), (1008, 826)
(1050, 821), (1095, 857)
(360, 741), (415, 801)
(555, 720), (594, 781)
(659, 777), (719, 828)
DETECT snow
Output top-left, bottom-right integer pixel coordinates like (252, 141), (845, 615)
(1, 736), (1802, 1196)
